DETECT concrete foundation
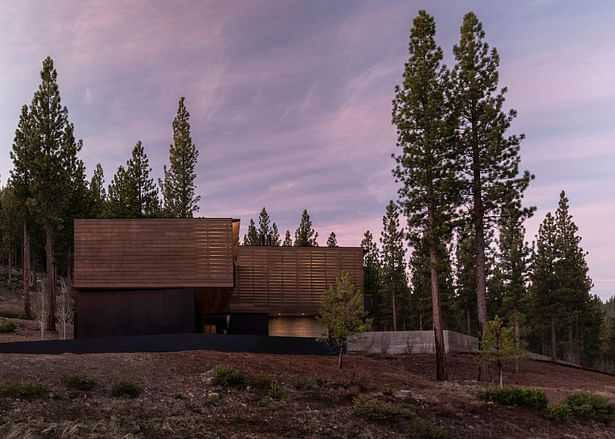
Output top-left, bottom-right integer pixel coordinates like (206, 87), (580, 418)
(347, 330), (478, 355)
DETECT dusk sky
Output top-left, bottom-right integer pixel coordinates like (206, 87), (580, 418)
(0, 1), (613, 300)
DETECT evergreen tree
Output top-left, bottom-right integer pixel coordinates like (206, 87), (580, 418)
(392, 11), (458, 380)
(89, 163), (106, 218)
(125, 141), (159, 217)
(553, 191), (593, 364)
(454, 224), (478, 336)
(361, 231), (382, 328)
(258, 207), (271, 243)
(160, 97), (200, 217)
(282, 230), (292, 246)
(106, 165), (129, 218)
(0, 185), (21, 290)
(271, 223), (281, 246)
(379, 201), (408, 331)
(492, 202), (531, 369)
(8, 105), (35, 319)
(530, 212), (559, 361)
(243, 219), (259, 246)
(452, 12), (533, 381)
(409, 239), (455, 331)
(28, 57), (81, 330)
(294, 210), (318, 247)
(326, 232), (338, 248)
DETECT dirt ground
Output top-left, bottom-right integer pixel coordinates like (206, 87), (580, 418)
(1, 284), (615, 437)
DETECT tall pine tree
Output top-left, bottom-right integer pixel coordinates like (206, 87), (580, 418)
(282, 230), (292, 246)
(452, 12), (532, 381)
(361, 231), (382, 328)
(392, 11), (459, 380)
(243, 219), (259, 245)
(327, 232), (338, 248)
(160, 97), (200, 217)
(89, 163), (106, 218)
(294, 210), (318, 247)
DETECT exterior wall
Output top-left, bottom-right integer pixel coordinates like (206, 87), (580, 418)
(230, 246), (364, 314)
(347, 330), (479, 355)
(74, 218), (234, 289)
(268, 316), (325, 338)
(76, 288), (196, 338)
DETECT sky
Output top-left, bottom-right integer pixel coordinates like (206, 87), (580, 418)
(0, 1), (613, 301)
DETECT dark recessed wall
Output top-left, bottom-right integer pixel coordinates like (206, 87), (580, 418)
(76, 288), (196, 338)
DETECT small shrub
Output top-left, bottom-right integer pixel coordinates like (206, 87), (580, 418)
(60, 375), (97, 391)
(0, 310), (25, 320)
(477, 386), (548, 411)
(267, 380), (284, 400)
(211, 366), (244, 388)
(547, 404), (572, 425)
(205, 393), (220, 406)
(111, 380), (142, 398)
(0, 320), (16, 333)
(247, 373), (272, 390)
(1, 380), (48, 399)
(353, 394), (413, 421)
(293, 376), (315, 391)
(411, 419), (449, 439)
(563, 392), (614, 423)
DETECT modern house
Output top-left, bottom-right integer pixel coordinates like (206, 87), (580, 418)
(73, 218), (364, 339)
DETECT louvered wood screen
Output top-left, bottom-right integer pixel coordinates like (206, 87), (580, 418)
(230, 247), (364, 314)
(74, 218), (234, 288)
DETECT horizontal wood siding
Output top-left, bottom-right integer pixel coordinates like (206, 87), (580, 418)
(74, 218), (234, 288)
(268, 317), (325, 338)
(230, 247), (364, 314)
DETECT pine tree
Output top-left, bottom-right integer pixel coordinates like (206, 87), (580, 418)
(326, 232), (338, 248)
(553, 191), (593, 364)
(89, 163), (106, 218)
(258, 207), (271, 244)
(271, 223), (281, 246)
(106, 165), (129, 218)
(379, 201), (408, 331)
(282, 230), (292, 246)
(243, 219), (259, 246)
(125, 141), (159, 217)
(160, 97), (200, 217)
(492, 203), (531, 370)
(28, 57), (80, 330)
(9, 105), (35, 319)
(294, 210), (318, 247)
(452, 12), (533, 381)
(530, 212), (559, 361)
(454, 224), (478, 336)
(361, 231), (382, 328)
(392, 11), (458, 380)
(0, 185), (21, 290)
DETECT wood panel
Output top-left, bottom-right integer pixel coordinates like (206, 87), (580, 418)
(230, 247), (364, 314)
(74, 218), (234, 288)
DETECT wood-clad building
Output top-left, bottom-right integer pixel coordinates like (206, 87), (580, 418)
(73, 218), (364, 339)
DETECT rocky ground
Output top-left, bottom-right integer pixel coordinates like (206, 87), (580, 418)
(1, 283), (615, 438)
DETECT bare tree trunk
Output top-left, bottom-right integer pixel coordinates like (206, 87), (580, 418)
(514, 311), (520, 373)
(419, 313), (423, 332)
(45, 221), (56, 332)
(67, 246), (72, 301)
(338, 344), (344, 369)
(429, 238), (447, 381)
(473, 149), (489, 382)
(23, 223), (32, 320)
(551, 311), (557, 363)
(575, 315), (581, 365)
(466, 307), (471, 337)
(392, 289), (397, 332)
(567, 326), (574, 363)
(7, 250), (12, 288)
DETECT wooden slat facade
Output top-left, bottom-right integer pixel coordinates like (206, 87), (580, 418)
(74, 218), (234, 288)
(230, 247), (364, 315)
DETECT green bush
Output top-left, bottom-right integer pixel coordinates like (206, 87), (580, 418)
(267, 380), (284, 400)
(0, 310), (25, 320)
(111, 380), (142, 398)
(563, 392), (614, 423)
(547, 404), (572, 424)
(1, 380), (48, 399)
(411, 419), (450, 439)
(0, 320), (16, 333)
(478, 386), (548, 411)
(205, 393), (220, 406)
(247, 373), (272, 390)
(353, 395), (413, 422)
(211, 366), (245, 388)
(60, 375), (97, 391)
(293, 376), (315, 391)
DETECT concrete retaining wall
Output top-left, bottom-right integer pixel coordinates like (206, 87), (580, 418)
(347, 330), (478, 355)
